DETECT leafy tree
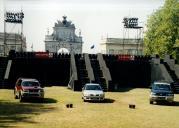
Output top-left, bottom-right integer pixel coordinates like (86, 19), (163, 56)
(144, 0), (179, 58)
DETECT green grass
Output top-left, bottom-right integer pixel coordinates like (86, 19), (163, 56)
(0, 87), (179, 128)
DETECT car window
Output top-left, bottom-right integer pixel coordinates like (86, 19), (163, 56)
(22, 81), (39, 87)
(85, 85), (102, 90)
(153, 84), (171, 91)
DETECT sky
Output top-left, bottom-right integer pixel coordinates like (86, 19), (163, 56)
(0, 0), (165, 53)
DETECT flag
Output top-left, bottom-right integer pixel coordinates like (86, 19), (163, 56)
(90, 45), (95, 49)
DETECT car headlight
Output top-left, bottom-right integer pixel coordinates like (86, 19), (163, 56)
(83, 93), (89, 97)
(167, 93), (174, 96)
(39, 89), (44, 93)
(151, 92), (156, 96)
(100, 94), (104, 96)
(23, 89), (29, 93)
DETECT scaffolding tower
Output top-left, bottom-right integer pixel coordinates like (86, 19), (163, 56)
(122, 17), (143, 55)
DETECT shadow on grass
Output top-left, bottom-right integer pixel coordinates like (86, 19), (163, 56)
(103, 98), (115, 103)
(22, 98), (58, 104)
(87, 98), (115, 104)
(172, 101), (179, 106)
(154, 101), (179, 106)
(109, 87), (135, 92)
(0, 100), (57, 127)
(109, 87), (150, 92)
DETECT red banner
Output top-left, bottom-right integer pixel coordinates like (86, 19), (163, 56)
(35, 52), (49, 58)
(118, 55), (134, 61)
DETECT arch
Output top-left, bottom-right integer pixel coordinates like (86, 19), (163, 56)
(57, 48), (70, 54)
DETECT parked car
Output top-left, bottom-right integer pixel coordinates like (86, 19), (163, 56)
(14, 78), (44, 102)
(82, 83), (105, 102)
(149, 81), (174, 104)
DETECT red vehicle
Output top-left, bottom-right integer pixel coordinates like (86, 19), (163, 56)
(14, 78), (44, 102)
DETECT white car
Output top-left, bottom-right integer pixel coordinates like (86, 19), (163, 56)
(82, 83), (105, 102)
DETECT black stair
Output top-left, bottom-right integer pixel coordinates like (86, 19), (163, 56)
(89, 54), (107, 91)
(7, 52), (70, 88)
(103, 54), (151, 90)
(163, 62), (179, 93)
(0, 57), (8, 88)
(75, 54), (90, 91)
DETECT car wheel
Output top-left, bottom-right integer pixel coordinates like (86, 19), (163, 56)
(150, 100), (153, 104)
(169, 101), (174, 106)
(14, 95), (18, 99)
(40, 98), (44, 103)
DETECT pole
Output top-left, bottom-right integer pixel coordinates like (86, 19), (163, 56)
(4, 11), (6, 56)
(21, 10), (23, 52)
(136, 28), (138, 55)
(122, 27), (125, 54)
(81, 41), (83, 54)
(15, 34), (16, 51)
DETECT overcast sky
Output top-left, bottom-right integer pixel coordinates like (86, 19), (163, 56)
(0, 0), (165, 53)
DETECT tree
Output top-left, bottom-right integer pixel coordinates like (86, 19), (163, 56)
(144, 0), (179, 58)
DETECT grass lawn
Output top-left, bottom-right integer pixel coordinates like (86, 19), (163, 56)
(0, 87), (179, 128)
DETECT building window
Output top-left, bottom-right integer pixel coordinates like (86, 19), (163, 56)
(11, 46), (16, 50)
(0, 46), (4, 53)
(109, 49), (114, 54)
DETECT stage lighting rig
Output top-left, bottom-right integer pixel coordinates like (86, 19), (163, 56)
(123, 17), (140, 28)
(5, 12), (24, 24)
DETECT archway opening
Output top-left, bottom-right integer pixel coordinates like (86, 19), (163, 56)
(57, 48), (70, 54)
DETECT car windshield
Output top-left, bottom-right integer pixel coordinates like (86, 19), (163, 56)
(85, 85), (102, 90)
(153, 84), (171, 91)
(22, 81), (39, 87)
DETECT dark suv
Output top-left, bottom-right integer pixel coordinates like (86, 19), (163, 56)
(14, 78), (44, 102)
(149, 81), (174, 104)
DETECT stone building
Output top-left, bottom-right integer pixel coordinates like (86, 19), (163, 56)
(0, 32), (26, 56)
(45, 16), (83, 54)
(100, 38), (143, 55)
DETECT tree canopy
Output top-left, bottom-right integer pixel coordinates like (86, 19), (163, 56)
(144, 0), (179, 58)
